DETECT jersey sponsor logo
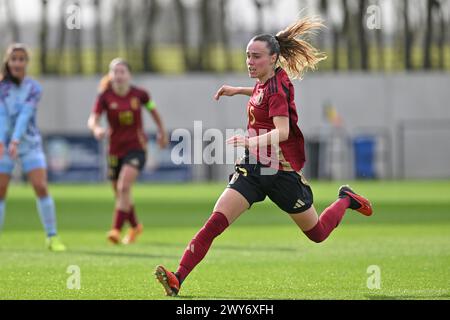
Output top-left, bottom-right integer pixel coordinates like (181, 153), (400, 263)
(131, 97), (140, 110)
(118, 111), (134, 126)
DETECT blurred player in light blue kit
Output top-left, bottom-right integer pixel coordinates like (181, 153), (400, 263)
(0, 44), (66, 251)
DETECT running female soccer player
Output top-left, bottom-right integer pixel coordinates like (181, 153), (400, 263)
(88, 58), (168, 245)
(155, 17), (373, 296)
(0, 44), (66, 251)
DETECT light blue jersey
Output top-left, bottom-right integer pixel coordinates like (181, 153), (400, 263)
(0, 77), (46, 174)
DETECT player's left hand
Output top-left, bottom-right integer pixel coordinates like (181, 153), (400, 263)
(157, 130), (169, 149)
(8, 141), (19, 159)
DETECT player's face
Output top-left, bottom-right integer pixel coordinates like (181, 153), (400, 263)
(7, 50), (28, 80)
(110, 64), (131, 87)
(246, 40), (277, 80)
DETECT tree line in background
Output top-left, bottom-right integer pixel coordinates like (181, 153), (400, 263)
(0, 0), (449, 75)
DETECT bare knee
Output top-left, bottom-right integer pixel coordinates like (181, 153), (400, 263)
(212, 188), (249, 225)
(32, 181), (48, 198)
(116, 182), (131, 197)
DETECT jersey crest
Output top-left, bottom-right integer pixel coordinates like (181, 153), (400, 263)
(131, 97), (140, 110)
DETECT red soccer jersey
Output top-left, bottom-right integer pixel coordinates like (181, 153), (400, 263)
(93, 86), (151, 157)
(246, 67), (306, 172)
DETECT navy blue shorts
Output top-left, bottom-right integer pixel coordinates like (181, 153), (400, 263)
(107, 150), (146, 181)
(227, 156), (313, 214)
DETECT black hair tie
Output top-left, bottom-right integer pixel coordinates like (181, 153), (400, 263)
(274, 35), (279, 42)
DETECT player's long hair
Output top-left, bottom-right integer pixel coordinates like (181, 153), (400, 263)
(0, 43), (30, 85)
(98, 58), (131, 93)
(252, 16), (327, 79)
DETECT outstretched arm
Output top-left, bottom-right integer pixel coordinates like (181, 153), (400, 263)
(214, 85), (253, 101)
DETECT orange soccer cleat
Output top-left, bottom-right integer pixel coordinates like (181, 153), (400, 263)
(154, 265), (180, 297)
(107, 228), (121, 244)
(339, 185), (373, 216)
(122, 224), (143, 245)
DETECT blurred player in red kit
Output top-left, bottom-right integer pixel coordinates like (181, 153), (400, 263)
(88, 58), (168, 245)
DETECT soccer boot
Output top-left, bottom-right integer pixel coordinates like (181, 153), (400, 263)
(122, 224), (143, 245)
(154, 265), (180, 297)
(107, 228), (121, 244)
(338, 185), (373, 216)
(47, 236), (67, 252)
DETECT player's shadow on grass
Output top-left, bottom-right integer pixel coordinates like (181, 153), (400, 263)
(365, 293), (450, 300)
(67, 249), (179, 260)
(147, 241), (297, 253)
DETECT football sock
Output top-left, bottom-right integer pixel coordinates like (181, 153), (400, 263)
(176, 211), (229, 284)
(128, 205), (139, 228)
(36, 196), (57, 237)
(303, 197), (350, 243)
(113, 208), (127, 230)
(174, 272), (181, 283)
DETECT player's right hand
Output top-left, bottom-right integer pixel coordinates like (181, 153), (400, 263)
(8, 141), (19, 160)
(93, 127), (106, 140)
(214, 85), (239, 101)
(0, 143), (4, 159)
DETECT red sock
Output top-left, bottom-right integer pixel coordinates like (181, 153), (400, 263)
(176, 212), (229, 283)
(128, 206), (139, 228)
(303, 197), (350, 243)
(113, 209), (127, 230)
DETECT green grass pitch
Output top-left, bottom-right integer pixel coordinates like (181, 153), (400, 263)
(0, 180), (449, 300)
